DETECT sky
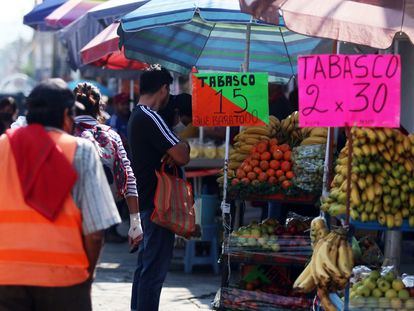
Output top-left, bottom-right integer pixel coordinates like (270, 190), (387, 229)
(0, 0), (34, 49)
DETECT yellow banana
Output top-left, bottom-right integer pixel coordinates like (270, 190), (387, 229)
(300, 136), (327, 145)
(365, 128), (377, 142)
(310, 127), (328, 137)
(376, 130), (387, 143)
(293, 263), (316, 293)
(351, 186), (361, 206)
(243, 127), (271, 136)
(337, 239), (353, 278)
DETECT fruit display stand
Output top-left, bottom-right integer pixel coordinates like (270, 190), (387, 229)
(218, 216), (316, 311)
(310, 127), (414, 311)
(214, 112), (329, 310)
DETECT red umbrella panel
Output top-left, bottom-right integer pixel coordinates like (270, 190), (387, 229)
(80, 22), (148, 70)
(45, 0), (105, 29)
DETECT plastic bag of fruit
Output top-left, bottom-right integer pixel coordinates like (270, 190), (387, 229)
(292, 144), (325, 193)
(285, 212), (312, 235)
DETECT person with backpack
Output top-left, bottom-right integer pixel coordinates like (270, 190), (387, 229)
(72, 82), (142, 249)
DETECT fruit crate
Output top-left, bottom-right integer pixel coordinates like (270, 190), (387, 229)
(223, 247), (311, 266)
(221, 287), (312, 311)
(349, 218), (414, 232)
(326, 292), (414, 311)
(245, 194), (318, 204)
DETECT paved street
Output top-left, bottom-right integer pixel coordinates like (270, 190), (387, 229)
(92, 241), (221, 311)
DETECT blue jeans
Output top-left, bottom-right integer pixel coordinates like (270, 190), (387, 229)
(130, 209), (175, 311)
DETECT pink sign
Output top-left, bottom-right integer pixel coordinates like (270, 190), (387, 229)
(298, 54), (400, 128)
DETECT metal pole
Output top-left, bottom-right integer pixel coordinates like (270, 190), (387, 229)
(129, 80), (134, 111)
(243, 24), (251, 72)
(383, 231), (402, 269)
(383, 39), (402, 271)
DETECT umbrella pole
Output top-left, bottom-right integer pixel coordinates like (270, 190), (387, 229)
(243, 24), (251, 71)
(129, 79), (134, 111)
(118, 79), (122, 93)
(221, 23), (253, 290)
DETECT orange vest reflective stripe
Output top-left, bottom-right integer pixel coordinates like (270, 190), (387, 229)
(0, 130), (89, 287)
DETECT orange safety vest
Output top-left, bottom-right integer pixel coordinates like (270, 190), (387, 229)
(0, 131), (90, 287)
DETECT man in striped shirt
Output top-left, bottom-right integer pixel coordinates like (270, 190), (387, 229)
(128, 67), (190, 311)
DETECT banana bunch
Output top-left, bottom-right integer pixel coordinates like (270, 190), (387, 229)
(300, 127), (328, 146)
(277, 111), (300, 145)
(268, 115), (281, 136)
(294, 230), (353, 311)
(310, 217), (329, 248)
(322, 127), (414, 228)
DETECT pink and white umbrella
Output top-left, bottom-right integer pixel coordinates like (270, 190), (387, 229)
(45, 0), (105, 29)
(239, 0), (414, 49)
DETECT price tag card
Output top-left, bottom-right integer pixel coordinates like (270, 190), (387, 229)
(298, 54), (401, 128)
(192, 72), (269, 127)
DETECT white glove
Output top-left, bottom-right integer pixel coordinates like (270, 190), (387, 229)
(128, 213), (143, 240)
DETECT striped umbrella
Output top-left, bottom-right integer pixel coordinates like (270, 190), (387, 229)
(45, 0), (105, 29)
(81, 22), (148, 70)
(58, 0), (149, 70)
(23, 0), (67, 31)
(118, 0), (325, 82)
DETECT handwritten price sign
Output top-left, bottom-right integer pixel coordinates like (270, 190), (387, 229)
(192, 72), (269, 127)
(298, 54), (400, 128)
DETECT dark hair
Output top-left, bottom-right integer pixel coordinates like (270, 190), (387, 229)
(173, 93), (192, 118)
(140, 67), (173, 95)
(73, 82), (102, 119)
(0, 97), (16, 114)
(26, 78), (75, 128)
(158, 95), (177, 129)
(0, 112), (13, 134)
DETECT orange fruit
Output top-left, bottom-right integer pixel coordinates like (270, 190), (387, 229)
(286, 171), (295, 179)
(282, 180), (292, 189)
(269, 138), (279, 146)
(259, 160), (269, 171)
(256, 142), (268, 153)
(268, 176), (277, 184)
(247, 171), (257, 180)
(251, 152), (261, 160)
(260, 151), (271, 161)
(258, 172), (268, 182)
(279, 144), (290, 152)
(231, 178), (240, 185)
(270, 145), (279, 154)
(241, 177), (250, 184)
(253, 167), (262, 175)
(283, 150), (292, 161)
(281, 161), (291, 172)
(270, 160), (280, 170)
(236, 169), (246, 179)
(243, 164), (253, 173)
(278, 175), (287, 182)
(272, 150), (283, 160)
(250, 159), (259, 167)
(275, 170), (284, 178)
(266, 168), (275, 177)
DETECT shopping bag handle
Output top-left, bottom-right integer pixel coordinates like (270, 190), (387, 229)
(160, 161), (179, 177)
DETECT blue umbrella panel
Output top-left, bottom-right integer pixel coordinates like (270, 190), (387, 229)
(119, 16), (324, 83)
